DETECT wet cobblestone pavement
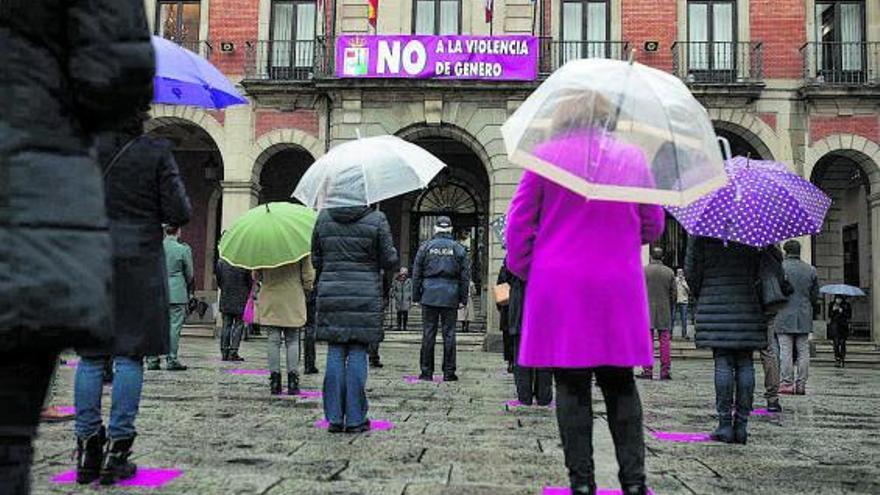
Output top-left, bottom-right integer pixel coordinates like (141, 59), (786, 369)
(32, 337), (880, 494)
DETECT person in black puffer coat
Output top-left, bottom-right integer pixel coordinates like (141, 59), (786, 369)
(0, 2), (154, 493)
(215, 258), (252, 361)
(686, 236), (766, 446)
(312, 206), (398, 433)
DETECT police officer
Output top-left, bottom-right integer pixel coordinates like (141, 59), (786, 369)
(412, 216), (470, 382)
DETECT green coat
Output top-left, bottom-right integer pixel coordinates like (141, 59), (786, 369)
(164, 236), (194, 305)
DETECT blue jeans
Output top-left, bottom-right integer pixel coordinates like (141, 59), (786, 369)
(323, 344), (368, 428)
(672, 303), (689, 338)
(75, 357), (144, 440)
(712, 349), (754, 421)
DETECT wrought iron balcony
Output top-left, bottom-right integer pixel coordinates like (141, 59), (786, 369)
(160, 37), (213, 58)
(672, 41), (763, 85)
(244, 40), (321, 81)
(538, 39), (630, 75)
(801, 42), (880, 86)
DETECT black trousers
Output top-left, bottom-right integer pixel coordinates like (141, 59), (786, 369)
(304, 325), (317, 370)
(512, 334), (552, 405)
(220, 313), (244, 355)
(554, 367), (646, 490)
(420, 305), (457, 376)
(0, 350), (58, 495)
(832, 336), (847, 362)
(368, 342), (381, 364)
(396, 311), (409, 331)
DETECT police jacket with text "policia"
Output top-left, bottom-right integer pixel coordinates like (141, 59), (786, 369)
(412, 233), (471, 309)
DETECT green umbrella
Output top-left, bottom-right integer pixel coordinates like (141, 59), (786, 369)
(218, 202), (318, 270)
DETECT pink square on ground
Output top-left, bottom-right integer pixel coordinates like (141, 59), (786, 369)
(751, 408), (777, 417)
(51, 468), (183, 488)
(544, 487), (654, 494)
(313, 419), (394, 431)
(506, 399), (556, 409)
(55, 406), (76, 415)
(62, 360), (79, 369)
(280, 390), (323, 399)
(224, 369), (270, 376)
(403, 375), (443, 384)
(651, 431), (712, 443)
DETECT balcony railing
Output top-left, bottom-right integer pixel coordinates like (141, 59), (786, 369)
(244, 40), (320, 81)
(801, 42), (880, 86)
(538, 39), (630, 75)
(160, 37), (213, 58)
(672, 41), (763, 84)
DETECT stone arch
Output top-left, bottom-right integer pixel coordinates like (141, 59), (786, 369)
(147, 104), (227, 159)
(394, 122), (493, 180)
(707, 108), (779, 161)
(806, 134), (880, 190)
(253, 142), (316, 204)
(249, 128), (323, 182)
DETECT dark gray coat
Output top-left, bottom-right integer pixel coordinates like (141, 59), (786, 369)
(645, 259), (676, 329)
(685, 237), (767, 350)
(312, 207), (398, 345)
(216, 259), (252, 316)
(0, 1), (155, 352)
(412, 233), (470, 308)
(80, 134), (191, 358)
(775, 256), (819, 334)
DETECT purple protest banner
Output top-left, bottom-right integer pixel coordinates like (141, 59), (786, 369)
(336, 35), (538, 81)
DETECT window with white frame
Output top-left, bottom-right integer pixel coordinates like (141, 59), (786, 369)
(269, 0), (317, 78)
(413, 0), (461, 35)
(560, 0), (610, 62)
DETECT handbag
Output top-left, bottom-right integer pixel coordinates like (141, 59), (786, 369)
(494, 282), (511, 306)
(242, 287), (256, 324)
(759, 276), (789, 306)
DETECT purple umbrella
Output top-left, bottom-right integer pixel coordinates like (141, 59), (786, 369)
(152, 36), (247, 109)
(666, 157), (831, 247)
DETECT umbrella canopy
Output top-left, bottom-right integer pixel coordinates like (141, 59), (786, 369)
(667, 157), (832, 247)
(501, 58), (726, 206)
(218, 202), (317, 270)
(820, 284), (866, 297)
(293, 135), (446, 209)
(152, 36), (247, 109)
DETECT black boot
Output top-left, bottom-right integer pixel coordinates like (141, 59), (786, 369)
(270, 372), (282, 395)
(733, 415), (748, 445)
(710, 416), (734, 443)
(76, 426), (106, 484)
(221, 349), (229, 361)
(99, 436), (137, 485)
(570, 479), (596, 495)
(622, 485), (648, 495)
(287, 371), (300, 396)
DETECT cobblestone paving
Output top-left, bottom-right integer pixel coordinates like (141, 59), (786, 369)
(32, 337), (880, 494)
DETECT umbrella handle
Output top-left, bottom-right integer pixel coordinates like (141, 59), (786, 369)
(718, 136), (733, 161)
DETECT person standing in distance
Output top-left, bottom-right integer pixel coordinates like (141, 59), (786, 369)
(146, 226), (194, 371)
(412, 216), (470, 382)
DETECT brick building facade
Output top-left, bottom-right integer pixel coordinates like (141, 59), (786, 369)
(143, 0), (880, 344)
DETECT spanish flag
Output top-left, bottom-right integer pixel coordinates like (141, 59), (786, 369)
(368, 0), (378, 28)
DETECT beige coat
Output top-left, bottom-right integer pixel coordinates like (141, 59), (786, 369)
(255, 257), (315, 328)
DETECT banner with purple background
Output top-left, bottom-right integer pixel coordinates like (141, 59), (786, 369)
(336, 35), (538, 81)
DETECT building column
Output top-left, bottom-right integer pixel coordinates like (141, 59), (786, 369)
(870, 192), (880, 345)
(220, 180), (260, 232)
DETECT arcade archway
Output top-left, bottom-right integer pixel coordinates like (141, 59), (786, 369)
(255, 144), (315, 204)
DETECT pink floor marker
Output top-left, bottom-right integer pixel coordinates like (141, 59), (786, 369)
(403, 375), (443, 384)
(751, 408), (778, 417)
(280, 390), (323, 399)
(313, 419), (394, 431)
(62, 360), (79, 369)
(506, 399), (556, 409)
(52, 468), (183, 488)
(224, 369), (269, 376)
(55, 406), (76, 415)
(544, 487), (654, 494)
(651, 431), (712, 443)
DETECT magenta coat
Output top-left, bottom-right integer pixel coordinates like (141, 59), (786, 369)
(506, 132), (665, 368)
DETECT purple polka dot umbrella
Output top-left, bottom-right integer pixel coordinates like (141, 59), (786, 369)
(666, 157), (832, 247)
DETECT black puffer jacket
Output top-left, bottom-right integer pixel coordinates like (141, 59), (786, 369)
(79, 132), (191, 359)
(216, 259), (252, 316)
(685, 236), (767, 350)
(312, 207), (398, 345)
(0, 1), (155, 351)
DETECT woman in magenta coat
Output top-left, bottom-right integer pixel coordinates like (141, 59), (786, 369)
(506, 99), (664, 495)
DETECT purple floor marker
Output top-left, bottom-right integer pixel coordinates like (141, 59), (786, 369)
(751, 408), (778, 417)
(505, 399), (556, 409)
(279, 390), (323, 399)
(55, 406), (76, 415)
(61, 360), (79, 369)
(544, 487), (654, 494)
(651, 431), (712, 443)
(403, 375), (443, 384)
(224, 369), (270, 376)
(52, 468), (183, 488)
(314, 419), (394, 431)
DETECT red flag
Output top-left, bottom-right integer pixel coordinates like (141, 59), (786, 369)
(368, 0), (379, 28)
(485, 0), (493, 23)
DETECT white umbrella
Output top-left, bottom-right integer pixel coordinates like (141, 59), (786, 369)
(501, 58), (727, 206)
(293, 135), (447, 209)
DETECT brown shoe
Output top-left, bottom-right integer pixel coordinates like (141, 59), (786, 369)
(795, 385), (806, 395)
(778, 384), (795, 395)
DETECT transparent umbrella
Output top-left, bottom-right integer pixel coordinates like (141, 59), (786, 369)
(293, 135), (446, 209)
(501, 58), (727, 206)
